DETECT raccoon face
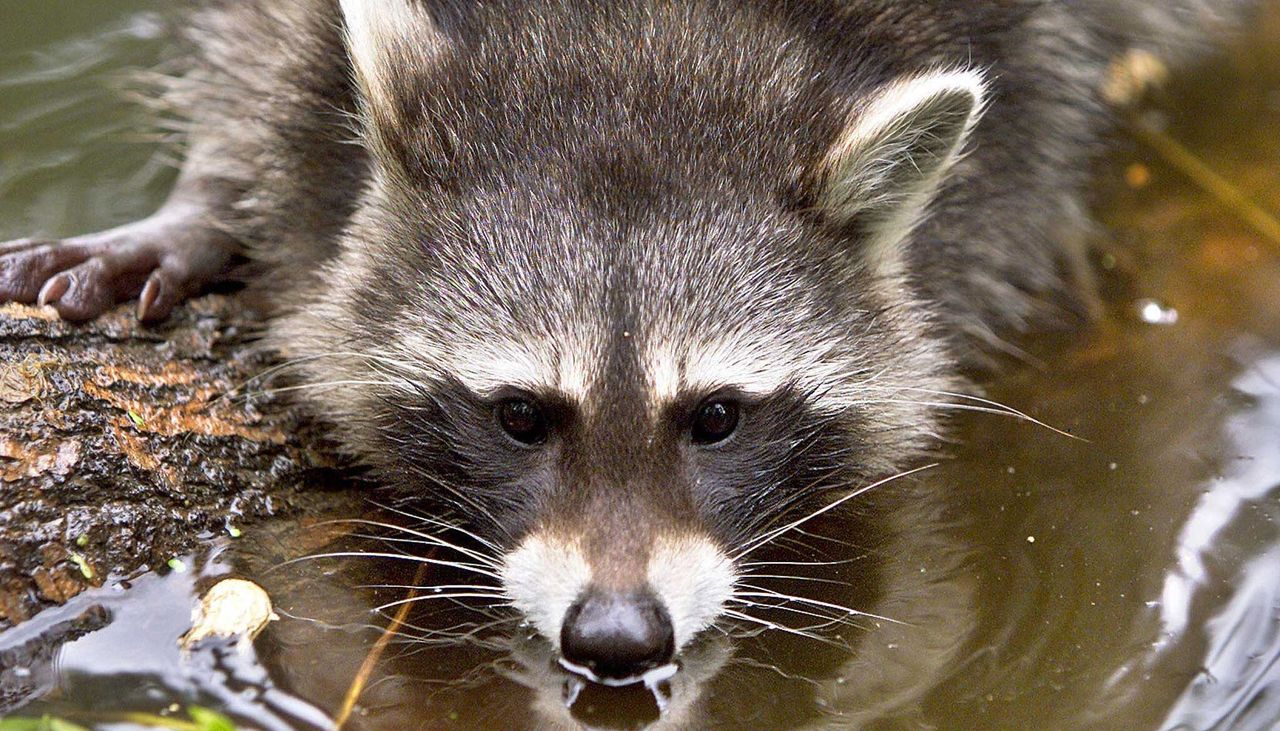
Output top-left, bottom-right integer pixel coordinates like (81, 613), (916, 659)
(280, 0), (983, 686)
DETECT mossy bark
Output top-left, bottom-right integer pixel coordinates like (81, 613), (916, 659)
(0, 296), (339, 628)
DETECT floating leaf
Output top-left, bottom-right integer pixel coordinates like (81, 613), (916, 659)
(68, 551), (94, 580)
(188, 706), (237, 731)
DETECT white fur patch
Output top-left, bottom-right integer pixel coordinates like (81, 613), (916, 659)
(647, 535), (737, 650)
(643, 332), (864, 417)
(392, 331), (597, 403)
(645, 339), (788, 406)
(501, 532), (592, 648)
(821, 67), (987, 276)
(340, 0), (447, 125)
(500, 532), (734, 654)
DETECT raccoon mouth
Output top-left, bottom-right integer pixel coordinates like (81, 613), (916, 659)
(563, 665), (680, 722)
(558, 657), (679, 688)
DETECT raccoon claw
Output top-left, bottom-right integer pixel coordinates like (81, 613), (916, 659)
(0, 221), (236, 322)
(16, 245), (151, 322)
(137, 270), (183, 323)
(36, 273), (71, 307)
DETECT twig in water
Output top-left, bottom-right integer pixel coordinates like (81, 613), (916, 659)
(1130, 117), (1280, 249)
(333, 559), (433, 729)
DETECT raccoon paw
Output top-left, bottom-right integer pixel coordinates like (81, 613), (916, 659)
(0, 219), (237, 323)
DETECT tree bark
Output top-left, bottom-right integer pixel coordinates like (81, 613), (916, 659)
(0, 296), (340, 628)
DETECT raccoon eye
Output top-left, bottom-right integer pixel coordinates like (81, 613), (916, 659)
(691, 399), (740, 445)
(497, 398), (548, 445)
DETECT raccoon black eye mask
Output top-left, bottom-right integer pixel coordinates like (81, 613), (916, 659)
(0, 0), (1254, 688)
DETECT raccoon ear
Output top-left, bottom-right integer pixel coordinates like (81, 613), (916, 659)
(340, 0), (448, 143)
(817, 68), (987, 275)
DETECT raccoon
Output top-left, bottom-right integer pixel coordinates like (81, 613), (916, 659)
(0, 0), (1253, 688)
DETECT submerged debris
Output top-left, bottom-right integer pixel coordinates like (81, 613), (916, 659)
(181, 578), (278, 652)
(1102, 48), (1171, 107)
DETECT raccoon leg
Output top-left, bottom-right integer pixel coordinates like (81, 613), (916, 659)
(2, 0), (356, 323)
(0, 188), (240, 322)
(0, 189), (239, 322)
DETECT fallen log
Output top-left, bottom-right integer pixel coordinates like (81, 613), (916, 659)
(0, 296), (343, 628)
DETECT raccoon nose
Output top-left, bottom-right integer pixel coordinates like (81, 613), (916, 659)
(560, 589), (675, 684)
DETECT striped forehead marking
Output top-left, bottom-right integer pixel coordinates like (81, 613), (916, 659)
(643, 337), (791, 405)
(398, 327), (809, 410)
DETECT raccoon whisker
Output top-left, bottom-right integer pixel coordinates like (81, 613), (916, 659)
(272, 607), (373, 632)
(737, 492), (838, 552)
(770, 535), (821, 556)
(737, 573), (850, 587)
(372, 611), (515, 650)
(372, 593), (514, 614)
(362, 500), (505, 553)
(733, 463), (938, 561)
(737, 475), (878, 553)
(376, 596), (517, 632)
(728, 604), (852, 634)
(762, 532), (824, 560)
(388, 617), (524, 655)
(323, 519), (502, 567)
(357, 582), (504, 593)
(789, 526), (874, 553)
(371, 599), (511, 625)
(863, 384), (1028, 413)
(720, 609), (850, 649)
(730, 463), (849, 541)
(922, 401), (1078, 440)
(210, 348), (420, 406)
(723, 656), (826, 689)
(342, 530), (502, 570)
(234, 379), (407, 400)
(275, 551), (503, 581)
(728, 595), (853, 625)
(856, 387), (1085, 441)
(272, 605), (509, 649)
(728, 598), (868, 633)
(733, 586), (904, 625)
(385, 614), (520, 642)
(718, 623), (769, 642)
(730, 421), (859, 539)
(740, 557), (864, 569)
(392, 464), (515, 545)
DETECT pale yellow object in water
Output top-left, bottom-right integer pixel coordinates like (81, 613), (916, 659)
(1101, 48), (1169, 106)
(180, 577), (278, 651)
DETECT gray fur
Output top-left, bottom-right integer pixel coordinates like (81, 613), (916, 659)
(159, 0), (1254, 566)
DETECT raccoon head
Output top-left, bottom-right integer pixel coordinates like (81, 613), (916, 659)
(282, 0), (984, 686)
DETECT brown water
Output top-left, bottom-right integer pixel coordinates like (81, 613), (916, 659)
(3, 3), (1280, 730)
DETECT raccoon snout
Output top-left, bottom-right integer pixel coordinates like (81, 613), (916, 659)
(559, 588), (676, 685)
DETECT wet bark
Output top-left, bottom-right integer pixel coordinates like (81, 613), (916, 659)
(0, 296), (342, 628)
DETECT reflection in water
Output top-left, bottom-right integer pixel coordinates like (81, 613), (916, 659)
(237, 475), (979, 731)
(3, 1), (1280, 729)
(1160, 360), (1280, 730)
